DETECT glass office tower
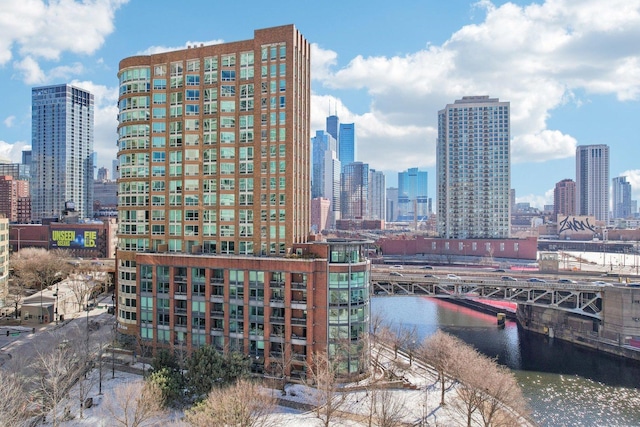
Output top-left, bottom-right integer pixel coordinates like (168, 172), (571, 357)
(31, 84), (94, 221)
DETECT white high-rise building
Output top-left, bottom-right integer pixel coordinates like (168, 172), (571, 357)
(31, 84), (94, 221)
(576, 144), (609, 223)
(368, 169), (386, 221)
(437, 96), (511, 238)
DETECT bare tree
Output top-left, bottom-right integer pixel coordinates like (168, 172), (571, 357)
(5, 278), (28, 322)
(135, 333), (154, 378)
(401, 325), (419, 366)
(103, 380), (166, 427)
(184, 378), (277, 427)
(266, 341), (293, 394)
(306, 351), (347, 427)
(389, 323), (405, 360)
(68, 276), (92, 313)
(420, 329), (464, 406)
(11, 248), (71, 292)
(477, 361), (529, 427)
(72, 326), (98, 420)
(0, 371), (29, 427)
(450, 346), (486, 427)
(32, 343), (83, 427)
(369, 387), (407, 427)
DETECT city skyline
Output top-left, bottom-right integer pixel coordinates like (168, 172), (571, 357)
(1, 0), (640, 210)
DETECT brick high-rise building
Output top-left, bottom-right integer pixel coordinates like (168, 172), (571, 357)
(0, 176), (29, 223)
(554, 179), (576, 217)
(116, 25), (369, 377)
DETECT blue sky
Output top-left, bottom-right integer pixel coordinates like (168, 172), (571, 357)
(1, 0), (639, 210)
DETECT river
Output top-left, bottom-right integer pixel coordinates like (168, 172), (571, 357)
(372, 296), (640, 426)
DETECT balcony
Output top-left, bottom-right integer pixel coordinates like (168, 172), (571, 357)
(291, 334), (307, 345)
(291, 281), (306, 290)
(269, 315), (285, 324)
(292, 352), (306, 362)
(290, 316), (307, 326)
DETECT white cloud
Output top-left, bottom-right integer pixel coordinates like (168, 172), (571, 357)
(4, 115), (16, 128)
(517, 188), (555, 211)
(512, 130), (577, 164)
(0, 0), (127, 83)
(309, 0), (640, 198)
(136, 40), (224, 56)
(14, 56), (85, 85)
(310, 44), (338, 82)
(13, 56), (46, 85)
(0, 139), (30, 164)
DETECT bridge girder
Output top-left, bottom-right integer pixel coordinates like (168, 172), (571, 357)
(371, 274), (603, 320)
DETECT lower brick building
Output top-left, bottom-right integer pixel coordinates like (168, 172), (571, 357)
(119, 239), (371, 379)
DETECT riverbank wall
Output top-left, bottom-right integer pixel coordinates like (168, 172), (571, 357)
(516, 305), (640, 362)
(448, 292), (640, 362)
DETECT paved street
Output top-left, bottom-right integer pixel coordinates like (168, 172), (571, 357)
(0, 293), (116, 369)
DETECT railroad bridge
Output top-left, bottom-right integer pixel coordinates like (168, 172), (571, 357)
(370, 273), (604, 320)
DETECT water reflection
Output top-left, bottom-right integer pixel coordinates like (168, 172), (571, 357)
(372, 296), (640, 427)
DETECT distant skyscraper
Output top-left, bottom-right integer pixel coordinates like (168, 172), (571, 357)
(97, 167), (109, 181)
(112, 159), (119, 180)
(311, 130), (337, 198)
(341, 162), (369, 220)
(338, 123), (355, 172)
(368, 169), (386, 221)
(397, 168), (428, 222)
(91, 152), (98, 179)
(21, 150), (31, 165)
(612, 176), (632, 219)
(31, 84), (94, 221)
(326, 114), (339, 141)
(20, 150), (32, 180)
(576, 144), (609, 223)
(386, 187), (398, 222)
(554, 179), (576, 217)
(437, 96), (511, 238)
(311, 130), (340, 228)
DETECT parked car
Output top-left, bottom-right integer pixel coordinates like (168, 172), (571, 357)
(527, 278), (546, 283)
(447, 274), (461, 280)
(557, 278), (576, 284)
(501, 276), (517, 281)
(390, 271), (404, 277)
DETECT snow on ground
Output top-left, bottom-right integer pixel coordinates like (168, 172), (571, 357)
(44, 343), (532, 427)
